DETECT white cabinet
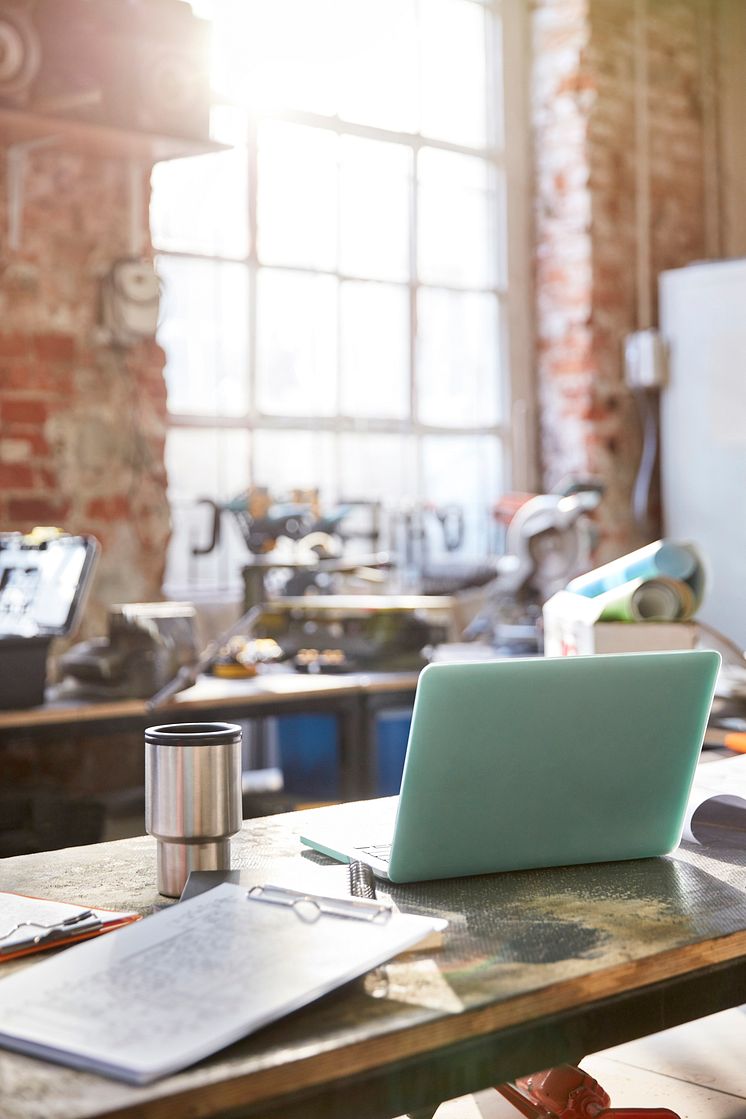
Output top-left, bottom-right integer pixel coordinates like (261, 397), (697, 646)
(659, 259), (746, 649)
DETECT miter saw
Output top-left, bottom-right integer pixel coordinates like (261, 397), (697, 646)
(464, 479), (604, 652)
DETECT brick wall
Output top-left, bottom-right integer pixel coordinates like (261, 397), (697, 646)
(532, 0), (719, 559)
(0, 147), (169, 637)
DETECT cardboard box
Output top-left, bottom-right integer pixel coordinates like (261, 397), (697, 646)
(543, 590), (698, 657)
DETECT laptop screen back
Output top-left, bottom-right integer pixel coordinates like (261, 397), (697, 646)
(386, 650), (720, 882)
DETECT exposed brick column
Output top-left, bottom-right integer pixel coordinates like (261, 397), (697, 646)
(532, 0), (597, 493)
(584, 0), (646, 556)
(0, 148), (169, 636)
(532, 0), (717, 560)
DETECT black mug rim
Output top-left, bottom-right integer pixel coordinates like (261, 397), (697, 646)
(145, 722), (242, 745)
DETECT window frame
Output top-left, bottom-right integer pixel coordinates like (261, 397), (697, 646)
(156, 0), (535, 591)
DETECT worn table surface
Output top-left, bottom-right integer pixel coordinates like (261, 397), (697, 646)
(1, 801), (746, 1119)
(0, 670), (420, 732)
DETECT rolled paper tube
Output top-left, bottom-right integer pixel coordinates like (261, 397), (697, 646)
(596, 576), (696, 622)
(568, 540), (699, 598)
(680, 542), (707, 608)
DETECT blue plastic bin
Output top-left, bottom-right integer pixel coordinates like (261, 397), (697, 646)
(276, 708), (412, 800)
(276, 715), (340, 799)
(375, 709), (412, 796)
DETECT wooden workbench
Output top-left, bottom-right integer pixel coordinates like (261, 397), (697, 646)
(0, 671), (420, 801)
(1, 798), (746, 1119)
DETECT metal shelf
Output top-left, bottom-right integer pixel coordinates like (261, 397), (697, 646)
(0, 105), (226, 163)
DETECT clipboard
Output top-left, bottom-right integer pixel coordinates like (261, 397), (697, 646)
(0, 881), (445, 1084)
(0, 891), (140, 962)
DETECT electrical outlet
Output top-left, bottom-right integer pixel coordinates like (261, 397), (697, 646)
(624, 329), (668, 390)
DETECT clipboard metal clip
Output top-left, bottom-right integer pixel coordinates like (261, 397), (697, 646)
(0, 910), (103, 955)
(247, 884), (393, 924)
(0, 909), (97, 942)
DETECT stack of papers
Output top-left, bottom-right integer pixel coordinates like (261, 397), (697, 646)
(0, 881), (443, 1083)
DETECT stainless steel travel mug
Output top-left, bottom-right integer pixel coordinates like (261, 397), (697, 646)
(145, 722), (243, 898)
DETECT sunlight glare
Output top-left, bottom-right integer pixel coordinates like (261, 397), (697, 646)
(208, 0), (340, 116)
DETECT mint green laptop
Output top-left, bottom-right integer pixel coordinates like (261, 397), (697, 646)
(300, 650), (720, 883)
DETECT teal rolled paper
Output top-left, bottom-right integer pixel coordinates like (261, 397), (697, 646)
(568, 540), (700, 600)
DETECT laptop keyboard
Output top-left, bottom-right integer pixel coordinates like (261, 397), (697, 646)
(354, 844), (392, 863)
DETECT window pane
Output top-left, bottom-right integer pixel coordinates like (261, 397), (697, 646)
(338, 0), (418, 133)
(189, 0), (215, 17)
(257, 270), (337, 416)
(338, 433), (416, 507)
(151, 149), (249, 258)
(418, 147), (497, 288)
(340, 282), (409, 419)
(157, 256), (249, 416)
(209, 102), (250, 146)
(167, 429), (250, 504)
(165, 427), (251, 593)
(258, 122), (338, 270)
(253, 429), (336, 498)
(209, 0), (339, 116)
(339, 136), (411, 282)
(421, 434), (502, 559)
(420, 0), (489, 148)
(417, 289), (501, 427)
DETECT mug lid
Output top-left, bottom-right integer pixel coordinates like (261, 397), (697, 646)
(144, 722), (242, 745)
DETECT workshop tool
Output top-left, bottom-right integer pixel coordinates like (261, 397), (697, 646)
(191, 488), (355, 560)
(59, 600), (199, 700)
(0, 528), (99, 708)
(146, 604), (264, 710)
(496, 1064), (681, 1119)
(703, 724), (746, 753)
(463, 479), (604, 652)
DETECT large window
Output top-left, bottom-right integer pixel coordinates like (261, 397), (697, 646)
(152, 0), (531, 595)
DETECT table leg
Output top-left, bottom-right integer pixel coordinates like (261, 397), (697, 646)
(336, 695), (375, 800)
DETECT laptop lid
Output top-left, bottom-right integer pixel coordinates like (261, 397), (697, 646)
(301, 650), (720, 883)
